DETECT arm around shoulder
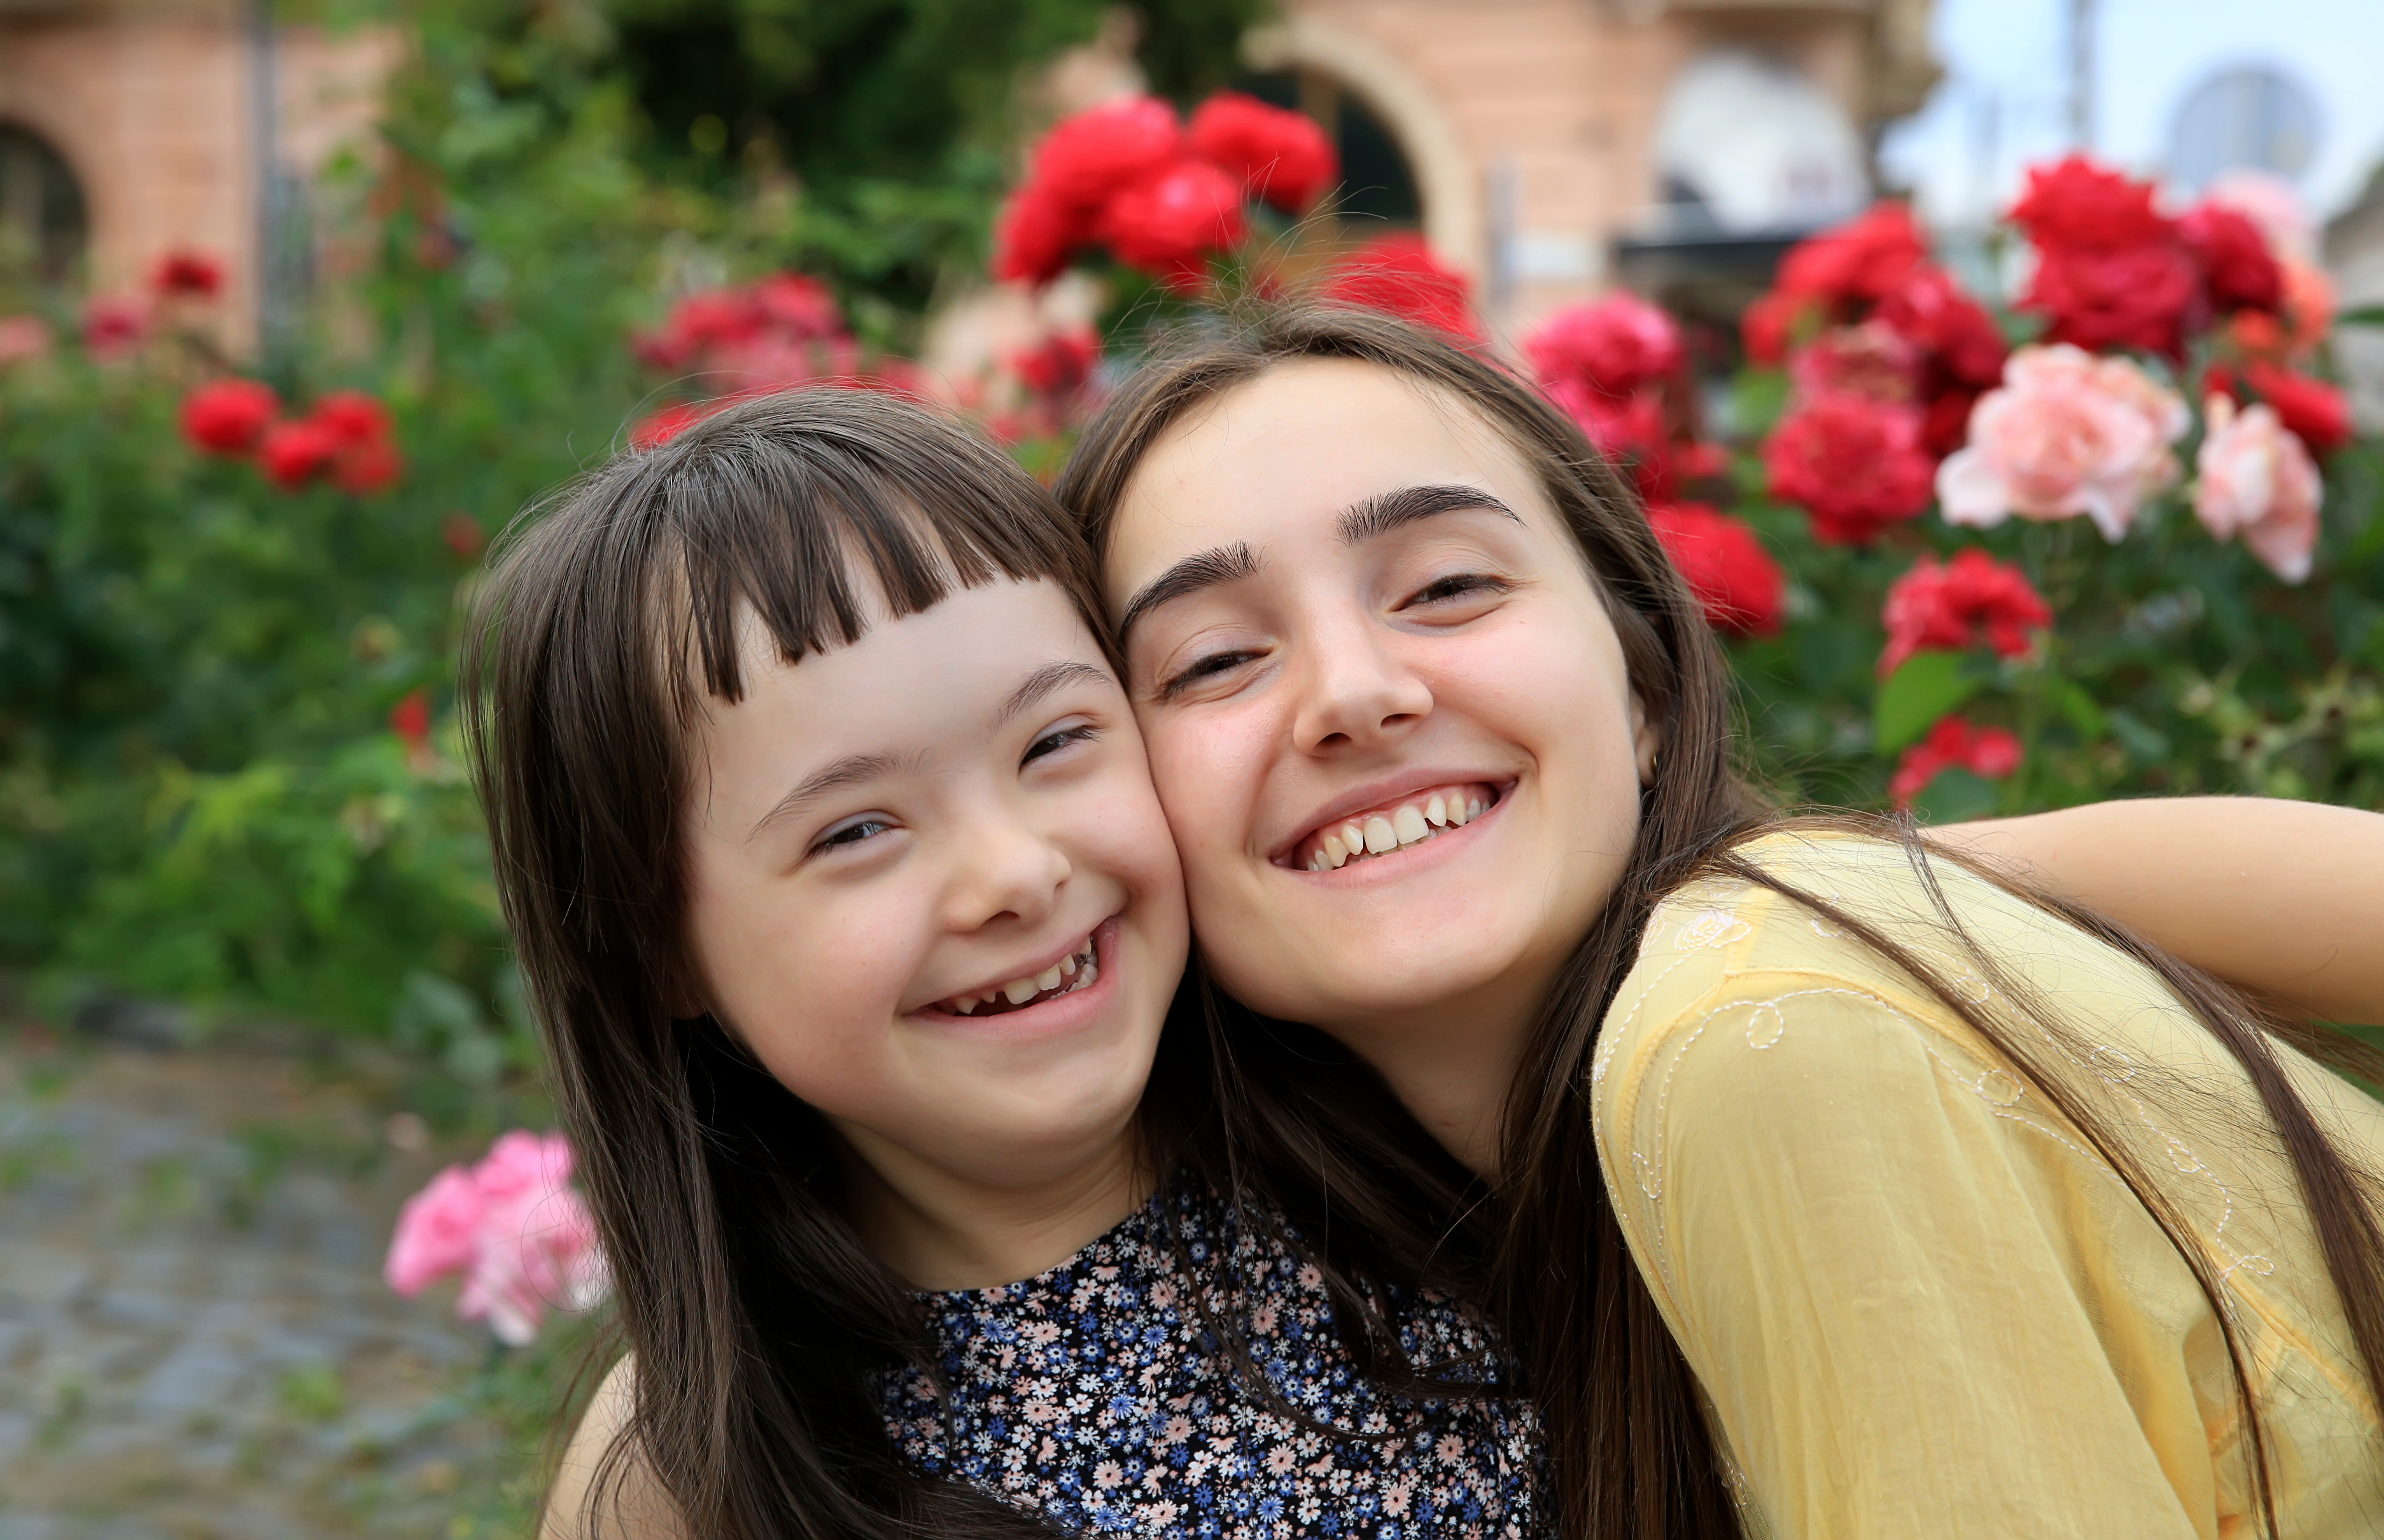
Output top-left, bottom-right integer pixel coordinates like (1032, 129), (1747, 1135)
(1930, 796), (2384, 1025)
(543, 1356), (687, 1540)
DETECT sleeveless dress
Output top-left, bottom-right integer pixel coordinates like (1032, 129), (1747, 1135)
(876, 1169), (1541, 1538)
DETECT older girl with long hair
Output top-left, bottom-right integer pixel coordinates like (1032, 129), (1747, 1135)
(1056, 305), (2384, 1539)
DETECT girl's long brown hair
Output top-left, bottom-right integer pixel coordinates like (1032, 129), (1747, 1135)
(1055, 304), (2384, 1540)
(463, 388), (1501, 1540)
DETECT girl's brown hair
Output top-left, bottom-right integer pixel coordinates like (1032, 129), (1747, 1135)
(463, 387), (1494, 1540)
(1055, 304), (2384, 1540)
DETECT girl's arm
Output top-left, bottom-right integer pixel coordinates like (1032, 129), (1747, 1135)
(542, 1357), (686, 1540)
(1929, 797), (2384, 1024)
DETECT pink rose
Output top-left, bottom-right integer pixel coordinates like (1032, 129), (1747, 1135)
(2195, 394), (2321, 584)
(384, 1165), (486, 1296)
(1787, 320), (1920, 405)
(0, 314), (53, 367)
(1935, 344), (2184, 541)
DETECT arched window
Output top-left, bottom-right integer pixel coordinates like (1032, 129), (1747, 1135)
(1234, 68), (1421, 230)
(0, 123), (90, 282)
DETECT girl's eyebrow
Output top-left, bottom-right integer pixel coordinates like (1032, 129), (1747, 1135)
(747, 750), (916, 842)
(996, 660), (1112, 726)
(1336, 483), (1519, 542)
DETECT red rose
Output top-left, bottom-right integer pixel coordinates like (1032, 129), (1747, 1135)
(2008, 155), (2170, 250)
(1647, 503), (1785, 636)
(1761, 393), (1935, 545)
(2180, 203), (2284, 315)
(992, 181), (1090, 285)
(259, 419), (341, 490)
(310, 390), (393, 448)
(1010, 328), (1100, 400)
(1739, 290), (1808, 368)
(2243, 361), (2352, 457)
(2022, 241), (2198, 359)
(1031, 96), (1185, 214)
(333, 437), (404, 495)
(1187, 91), (1338, 214)
(630, 401), (715, 450)
(1318, 234), (1482, 343)
(1920, 388), (1979, 459)
(1095, 157), (1248, 289)
(1875, 266), (2007, 390)
(151, 248), (225, 300)
(1788, 322), (1921, 405)
(442, 512), (487, 560)
(1879, 548), (2052, 676)
(753, 273), (842, 340)
(1526, 294), (1683, 401)
(179, 378), (280, 455)
(1775, 202), (1929, 308)
(82, 295), (147, 358)
(1890, 716), (2022, 806)
(389, 688), (432, 749)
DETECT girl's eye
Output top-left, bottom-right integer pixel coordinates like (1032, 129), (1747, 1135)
(1024, 723), (1098, 765)
(1402, 572), (1507, 609)
(813, 817), (894, 855)
(1157, 649), (1261, 701)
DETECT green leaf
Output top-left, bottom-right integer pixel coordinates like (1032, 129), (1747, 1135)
(1915, 767), (2002, 824)
(2337, 304), (2384, 328)
(1873, 651), (1983, 755)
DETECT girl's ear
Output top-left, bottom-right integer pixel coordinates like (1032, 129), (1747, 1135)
(1630, 693), (1663, 787)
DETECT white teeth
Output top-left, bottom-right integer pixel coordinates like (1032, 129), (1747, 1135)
(1323, 834), (1349, 868)
(1392, 804), (1428, 846)
(1450, 798), (1470, 826)
(954, 997), (978, 1014)
(1080, 962), (1097, 987)
(1425, 794), (1448, 827)
(1468, 797), (1484, 819)
(1340, 822), (1366, 857)
(1059, 952), (1077, 976)
(1363, 816), (1398, 855)
(1036, 966), (1062, 991)
(1003, 976), (1038, 1005)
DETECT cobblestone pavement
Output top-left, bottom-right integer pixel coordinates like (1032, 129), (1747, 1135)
(0, 1025), (582, 1539)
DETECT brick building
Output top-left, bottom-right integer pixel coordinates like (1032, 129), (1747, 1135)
(0, 0), (1937, 349)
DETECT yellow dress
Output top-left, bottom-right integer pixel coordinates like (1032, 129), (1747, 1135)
(1592, 830), (2384, 1539)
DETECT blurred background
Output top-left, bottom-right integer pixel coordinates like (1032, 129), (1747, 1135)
(3, 0), (2382, 1534)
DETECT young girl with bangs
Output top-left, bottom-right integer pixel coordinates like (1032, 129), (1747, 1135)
(1057, 305), (2384, 1540)
(476, 390), (1540, 1540)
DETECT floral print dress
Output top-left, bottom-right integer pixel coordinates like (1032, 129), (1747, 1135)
(877, 1170), (1540, 1538)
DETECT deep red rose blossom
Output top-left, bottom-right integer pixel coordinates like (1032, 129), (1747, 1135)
(152, 249), (225, 300)
(259, 419), (341, 490)
(1761, 393), (1935, 545)
(2008, 155), (2170, 250)
(1318, 235), (1482, 343)
(1095, 157), (1248, 289)
(2180, 203), (2285, 315)
(630, 401), (715, 450)
(311, 390), (394, 448)
(83, 296), (147, 357)
(1011, 328), (1099, 399)
(2244, 362), (2352, 457)
(1876, 267), (2008, 390)
(2023, 241), (2199, 359)
(1647, 503), (1785, 636)
(1890, 716), (2023, 807)
(1031, 96), (1185, 214)
(389, 689), (432, 749)
(753, 273), (842, 340)
(180, 378), (280, 455)
(1526, 294), (1683, 400)
(1187, 92), (1338, 214)
(1879, 549), (2053, 676)
(992, 182), (1088, 286)
(1775, 202), (1930, 308)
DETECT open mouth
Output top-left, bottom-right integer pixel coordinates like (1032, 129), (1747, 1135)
(1284, 781), (1505, 873)
(933, 930), (1101, 1018)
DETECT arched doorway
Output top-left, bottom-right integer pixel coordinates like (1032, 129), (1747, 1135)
(0, 123), (90, 282)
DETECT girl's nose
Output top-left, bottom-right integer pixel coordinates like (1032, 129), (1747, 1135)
(945, 810), (1073, 933)
(1288, 613), (1435, 756)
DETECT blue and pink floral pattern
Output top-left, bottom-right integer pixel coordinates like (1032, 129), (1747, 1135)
(878, 1172), (1539, 1537)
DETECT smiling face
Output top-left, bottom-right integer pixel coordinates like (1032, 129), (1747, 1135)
(1105, 359), (1655, 1126)
(679, 576), (1187, 1234)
